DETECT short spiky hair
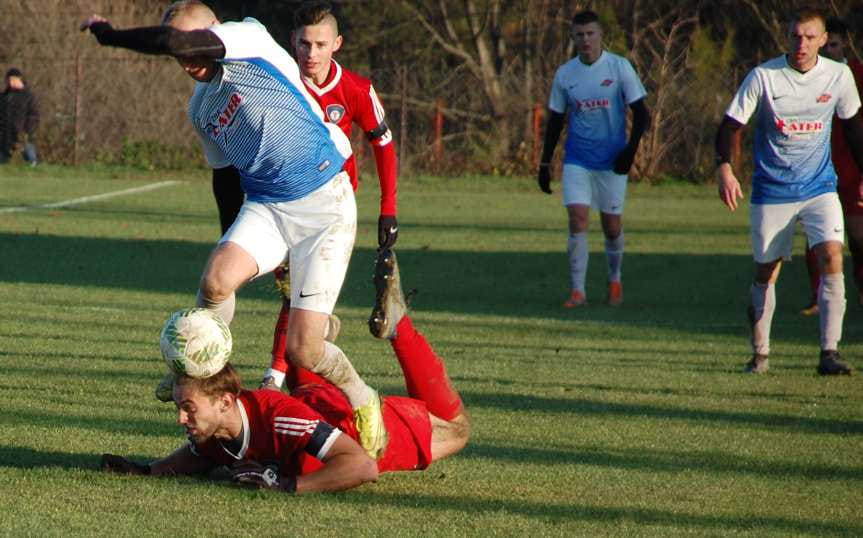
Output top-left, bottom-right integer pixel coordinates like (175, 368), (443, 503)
(175, 362), (241, 399)
(789, 5), (826, 28)
(161, 0), (213, 25)
(294, 1), (336, 29)
(572, 10), (600, 26)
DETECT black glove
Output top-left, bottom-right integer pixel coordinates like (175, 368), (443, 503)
(538, 164), (552, 194)
(612, 145), (637, 175)
(231, 461), (295, 492)
(101, 454), (151, 475)
(378, 215), (398, 249)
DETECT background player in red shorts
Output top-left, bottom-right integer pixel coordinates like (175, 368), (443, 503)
(100, 251), (469, 494)
(800, 16), (863, 315)
(262, 1), (401, 392)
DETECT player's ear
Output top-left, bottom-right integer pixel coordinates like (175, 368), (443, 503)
(333, 34), (343, 53)
(218, 392), (235, 412)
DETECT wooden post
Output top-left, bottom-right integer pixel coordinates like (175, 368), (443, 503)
(532, 102), (543, 168)
(73, 50), (82, 166)
(433, 97), (444, 162)
(399, 64), (407, 178)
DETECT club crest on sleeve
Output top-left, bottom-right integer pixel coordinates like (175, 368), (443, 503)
(326, 104), (346, 123)
(816, 93), (831, 103)
(601, 79), (614, 87)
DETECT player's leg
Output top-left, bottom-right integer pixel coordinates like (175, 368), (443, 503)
(429, 413), (470, 462)
(562, 164), (592, 307)
(597, 170), (627, 305)
(846, 214), (863, 305)
(800, 241), (820, 315)
(803, 193), (852, 375)
(196, 241), (257, 325)
(746, 201), (796, 373)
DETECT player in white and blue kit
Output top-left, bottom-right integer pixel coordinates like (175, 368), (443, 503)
(716, 7), (863, 375)
(538, 10), (650, 308)
(81, 2), (386, 449)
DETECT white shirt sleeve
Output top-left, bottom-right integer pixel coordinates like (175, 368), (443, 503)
(194, 128), (230, 169)
(835, 64), (862, 120)
(725, 68), (763, 125)
(208, 18), (274, 61)
(619, 58), (647, 104)
(548, 68), (568, 113)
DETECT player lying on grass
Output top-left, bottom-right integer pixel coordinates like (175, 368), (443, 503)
(102, 250), (469, 494)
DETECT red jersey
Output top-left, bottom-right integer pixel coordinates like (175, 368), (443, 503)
(304, 60), (398, 216)
(831, 59), (863, 215)
(191, 384), (432, 477)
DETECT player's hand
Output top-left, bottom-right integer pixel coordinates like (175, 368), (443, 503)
(80, 15), (108, 32)
(612, 144), (637, 175)
(378, 215), (398, 249)
(716, 163), (743, 211)
(231, 461), (282, 490)
(857, 177), (863, 208)
(101, 454), (151, 475)
(538, 164), (552, 194)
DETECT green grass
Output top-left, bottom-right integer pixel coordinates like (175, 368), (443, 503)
(0, 163), (861, 537)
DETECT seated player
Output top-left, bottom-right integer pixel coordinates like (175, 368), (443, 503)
(101, 250), (469, 494)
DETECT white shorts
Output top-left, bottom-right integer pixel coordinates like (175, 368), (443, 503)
(561, 163), (627, 214)
(750, 192), (844, 263)
(221, 172), (356, 314)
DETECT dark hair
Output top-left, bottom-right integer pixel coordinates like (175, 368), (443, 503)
(175, 362), (242, 399)
(572, 10), (600, 26)
(5, 68), (22, 79)
(825, 17), (848, 36)
(294, 1), (335, 29)
(789, 6), (826, 28)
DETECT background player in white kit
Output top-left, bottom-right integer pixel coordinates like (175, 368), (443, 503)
(715, 6), (863, 375)
(538, 10), (650, 308)
(80, 1), (387, 454)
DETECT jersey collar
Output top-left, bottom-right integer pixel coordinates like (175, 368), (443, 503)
(218, 397), (251, 460)
(305, 59), (343, 96)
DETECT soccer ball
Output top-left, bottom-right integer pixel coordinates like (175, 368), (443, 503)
(159, 308), (232, 378)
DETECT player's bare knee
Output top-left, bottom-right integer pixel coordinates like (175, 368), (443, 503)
(284, 338), (322, 370)
(198, 277), (231, 304)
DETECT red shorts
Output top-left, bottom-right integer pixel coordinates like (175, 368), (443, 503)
(378, 396), (433, 472)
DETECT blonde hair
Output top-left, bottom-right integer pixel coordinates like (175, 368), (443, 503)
(174, 362), (242, 400)
(161, 0), (217, 26)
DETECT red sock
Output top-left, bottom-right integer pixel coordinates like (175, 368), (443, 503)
(391, 315), (462, 420)
(805, 246), (820, 302)
(270, 301), (324, 390)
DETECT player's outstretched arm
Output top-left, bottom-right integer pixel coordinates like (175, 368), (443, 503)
(538, 111), (566, 194)
(80, 16), (225, 59)
(294, 433), (379, 494)
(715, 115), (745, 211)
(101, 444), (215, 477)
(839, 112), (863, 207)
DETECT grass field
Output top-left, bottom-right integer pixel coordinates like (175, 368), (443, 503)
(0, 164), (861, 537)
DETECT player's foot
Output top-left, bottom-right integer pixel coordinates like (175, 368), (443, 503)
(607, 281), (623, 306)
(369, 248), (406, 340)
(563, 290), (586, 308)
(324, 314), (341, 343)
(799, 300), (819, 316)
(259, 376), (281, 391)
(353, 390), (388, 459)
(817, 350), (853, 376)
(744, 354), (769, 374)
(155, 372), (175, 402)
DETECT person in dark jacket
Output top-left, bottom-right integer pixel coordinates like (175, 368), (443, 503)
(1, 68), (39, 165)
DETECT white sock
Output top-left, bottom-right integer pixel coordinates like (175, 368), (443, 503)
(310, 342), (373, 409)
(750, 282), (775, 356)
(195, 289), (236, 325)
(567, 232), (588, 292)
(818, 273), (846, 350)
(605, 233), (624, 282)
(264, 369), (286, 387)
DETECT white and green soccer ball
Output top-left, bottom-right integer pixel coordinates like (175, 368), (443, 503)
(159, 308), (232, 378)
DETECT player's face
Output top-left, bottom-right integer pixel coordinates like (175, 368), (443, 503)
(173, 384), (224, 444)
(572, 22), (602, 64)
(168, 13), (219, 82)
(820, 34), (845, 62)
(787, 19), (827, 72)
(5, 76), (23, 90)
(294, 22), (343, 84)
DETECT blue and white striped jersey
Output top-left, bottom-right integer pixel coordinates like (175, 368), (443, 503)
(189, 18), (351, 203)
(726, 55), (861, 204)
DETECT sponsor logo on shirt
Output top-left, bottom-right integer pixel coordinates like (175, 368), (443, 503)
(326, 104), (346, 123)
(774, 118), (824, 135)
(816, 93), (831, 103)
(575, 98), (610, 112)
(601, 79), (614, 87)
(208, 92), (243, 138)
